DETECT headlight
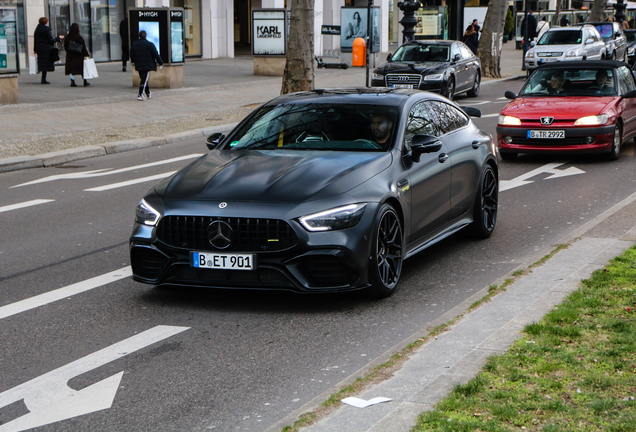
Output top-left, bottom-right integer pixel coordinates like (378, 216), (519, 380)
(372, 73), (384, 80)
(423, 74), (443, 80)
(525, 49), (534, 58)
(574, 114), (608, 125)
(498, 115), (521, 126)
(299, 203), (367, 232)
(135, 199), (161, 226)
(565, 49), (578, 57)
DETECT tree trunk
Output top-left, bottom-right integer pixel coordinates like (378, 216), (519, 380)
(588, 0), (609, 22)
(281, 0), (315, 95)
(477, 0), (508, 78)
(555, 0), (562, 25)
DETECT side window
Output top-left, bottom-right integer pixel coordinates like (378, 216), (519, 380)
(433, 102), (469, 134)
(459, 44), (473, 59)
(618, 66), (636, 93)
(405, 102), (441, 150)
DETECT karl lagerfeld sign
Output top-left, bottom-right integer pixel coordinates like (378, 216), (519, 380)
(252, 10), (287, 56)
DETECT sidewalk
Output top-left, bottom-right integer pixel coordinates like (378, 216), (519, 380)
(0, 40), (525, 171)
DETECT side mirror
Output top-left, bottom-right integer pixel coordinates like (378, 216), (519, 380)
(585, 38), (595, 44)
(505, 90), (517, 99)
(622, 89), (636, 98)
(387, 53), (393, 61)
(410, 134), (442, 162)
(453, 53), (461, 62)
(206, 133), (225, 150)
(459, 106), (482, 117)
(530, 40), (536, 47)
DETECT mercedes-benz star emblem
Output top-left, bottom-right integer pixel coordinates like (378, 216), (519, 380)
(219, 202), (227, 209)
(207, 221), (233, 249)
(540, 117), (554, 125)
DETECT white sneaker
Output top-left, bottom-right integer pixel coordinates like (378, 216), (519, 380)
(137, 95), (145, 101)
(146, 91), (151, 99)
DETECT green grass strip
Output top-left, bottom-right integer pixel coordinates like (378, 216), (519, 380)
(413, 245), (636, 432)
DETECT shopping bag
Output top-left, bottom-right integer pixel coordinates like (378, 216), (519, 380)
(83, 58), (98, 80)
(29, 56), (38, 75)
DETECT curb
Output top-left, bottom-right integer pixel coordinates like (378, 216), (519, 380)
(0, 122), (238, 174)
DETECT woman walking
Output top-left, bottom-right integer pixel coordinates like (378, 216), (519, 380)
(33, 17), (61, 84)
(63, 23), (91, 87)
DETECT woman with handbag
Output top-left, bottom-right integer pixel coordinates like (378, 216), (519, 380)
(34, 17), (62, 84)
(63, 23), (91, 87)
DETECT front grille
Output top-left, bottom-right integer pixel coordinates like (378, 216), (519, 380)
(157, 216), (298, 252)
(509, 136), (592, 145)
(537, 52), (563, 57)
(386, 74), (422, 87)
(131, 247), (169, 280)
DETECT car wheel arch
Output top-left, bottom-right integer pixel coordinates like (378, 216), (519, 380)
(382, 196), (405, 230)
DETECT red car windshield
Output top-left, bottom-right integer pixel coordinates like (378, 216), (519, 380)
(520, 68), (617, 97)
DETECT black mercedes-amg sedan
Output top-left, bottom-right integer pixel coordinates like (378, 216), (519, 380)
(371, 40), (482, 100)
(130, 88), (498, 298)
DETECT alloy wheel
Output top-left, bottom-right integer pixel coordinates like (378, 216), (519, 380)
(479, 167), (498, 232)
(376, 208), (403, 289)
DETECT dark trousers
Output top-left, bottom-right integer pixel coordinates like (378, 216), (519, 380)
(138, 70), (150, 96)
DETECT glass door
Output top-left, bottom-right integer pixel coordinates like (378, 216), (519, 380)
(47, 0), (70, 63)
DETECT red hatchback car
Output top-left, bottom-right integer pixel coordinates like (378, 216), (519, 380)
(497, 61), (636, 161)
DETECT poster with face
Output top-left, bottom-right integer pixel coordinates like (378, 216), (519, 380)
(340, 7), (380, 53)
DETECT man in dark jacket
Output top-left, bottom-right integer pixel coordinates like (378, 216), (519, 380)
(130, 30), (163, 101)
(520, 11), (538, 51)
(119, 17), (129, 72)
(34, 17), (61, 84)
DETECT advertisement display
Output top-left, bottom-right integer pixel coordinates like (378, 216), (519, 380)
(139, 21), (161, 55)
(128, 8), (169, 64)
(0, 8), (19, 74)
(340, 7), (381, 53)
(252, 10), (287, 56)
(170, 10), (184, 63)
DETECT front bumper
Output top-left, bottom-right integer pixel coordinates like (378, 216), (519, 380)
(524, 55), (583, 71)
(496, 125), (615, 154)
(129, 202), (380, 293)
(371, 78), (444, 93)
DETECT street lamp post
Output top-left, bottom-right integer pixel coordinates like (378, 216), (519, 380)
(397, 0), (422, 43)
(614, 0), (626, 25)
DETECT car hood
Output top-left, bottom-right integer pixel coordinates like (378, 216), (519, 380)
(374, 62), (447, 75)
(502, 96), (616, 118)
(155, 150), (392, 203)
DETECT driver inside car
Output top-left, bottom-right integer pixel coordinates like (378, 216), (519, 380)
(531, 71), (567, 94)
(370, 111), (394, 145)
(592, 69), (613, 93)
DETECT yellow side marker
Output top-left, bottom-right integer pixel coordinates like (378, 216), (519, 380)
(278, 124), (285, 147)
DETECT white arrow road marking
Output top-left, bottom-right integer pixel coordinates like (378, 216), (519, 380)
(83, 171), (177, 192)
(0, 266), (131, 320)
(462, 100), (491, 105)
(0, 199), (55, 214)
(11, 154), (202, 188)
(0, 325), (190, 432)
(500, 162), (585, 192)
(341, 397), (392, 408)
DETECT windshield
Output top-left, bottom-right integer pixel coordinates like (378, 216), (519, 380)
(520, 68), (617, 97)
(224, 103), (399, 152)
(538, 30), (582, 45)
(594, 24), (613, 39)
(626, 31), (636, 44)
(391, 44), (450, 62)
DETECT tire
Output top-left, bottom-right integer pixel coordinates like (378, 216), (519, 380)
(467, 71), (481, 97)
(500, 151), (517, 161)
(367, 204), (403, 298)
(445, 76), (455, 100)
(607, 122), (622, 161)
(467, 164), (498, 239)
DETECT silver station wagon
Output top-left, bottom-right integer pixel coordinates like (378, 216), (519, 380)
(525, 25), (607, 73)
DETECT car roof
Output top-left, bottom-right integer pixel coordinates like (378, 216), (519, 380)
(266, 88), (449, 106)
(400, 40), (455, 46)
(584, 22), (617, 26)
(548, 26), (586, 31)
(536, 60), (628, 69)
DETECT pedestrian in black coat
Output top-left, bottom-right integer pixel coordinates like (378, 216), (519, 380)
(120, 17), (129, 72)
(33, 17), (61, 84)
(130, 30), (163, 101)
(64, 23), (91, 87)
(520, 11), (538, 50)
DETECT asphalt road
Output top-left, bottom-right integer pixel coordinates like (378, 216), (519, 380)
(2, 79), (636, 432)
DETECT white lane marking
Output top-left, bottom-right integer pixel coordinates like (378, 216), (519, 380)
(0, 267), (132, 320)
(500, 162), (585, 192)
(497, 97), (508, 100)
(12, 154), (202, 188)
(0, 325), (190, 432)
(461, 100), (491, 105)
(0, 199), (55, 214)
(83, 171), (176, 192)
(480, 113), (499, 118)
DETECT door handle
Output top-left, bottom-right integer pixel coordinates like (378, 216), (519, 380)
(439, 153), (449, 163)
(472, 140), (482, 149)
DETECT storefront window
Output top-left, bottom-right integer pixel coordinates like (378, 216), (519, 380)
(0, 1), (25, 68)
(171, 0), (201, 56)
